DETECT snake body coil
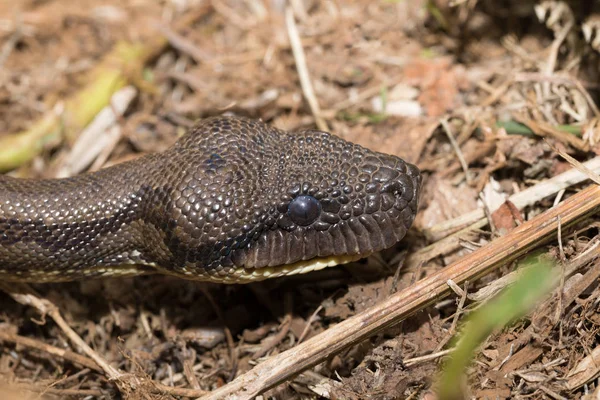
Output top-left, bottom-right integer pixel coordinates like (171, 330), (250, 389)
(0, 117), (421, 282)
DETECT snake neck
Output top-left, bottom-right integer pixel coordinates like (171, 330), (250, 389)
(0, 155), (168, 280)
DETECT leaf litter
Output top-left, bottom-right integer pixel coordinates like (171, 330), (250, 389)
(1, 0), (600, 399)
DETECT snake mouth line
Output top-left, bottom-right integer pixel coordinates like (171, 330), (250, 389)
(0, 253), (367, 283)
(213, 253), (369, 284)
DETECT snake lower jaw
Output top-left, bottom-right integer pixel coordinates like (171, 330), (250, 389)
(206, 252), (369, 284)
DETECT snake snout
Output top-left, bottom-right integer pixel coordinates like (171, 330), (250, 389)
(368, 157), (421, 250)
(379, 162), (421, 209)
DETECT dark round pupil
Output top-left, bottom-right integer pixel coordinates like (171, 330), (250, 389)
(288, 195), (321, 226)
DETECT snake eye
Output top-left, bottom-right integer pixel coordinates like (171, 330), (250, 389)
(288, 195), (321, 226)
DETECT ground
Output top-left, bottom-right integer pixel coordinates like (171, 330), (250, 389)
(1, 0), (600, 399)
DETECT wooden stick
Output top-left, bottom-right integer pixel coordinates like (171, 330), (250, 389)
(0, 330), (102, 372)
(200, 184), (600, 400)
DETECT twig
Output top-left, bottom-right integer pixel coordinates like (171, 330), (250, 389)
(149, 383), (208, 398)
(478, 191), (497, 236)
(517, 115), (587, 151)
(550, 142), (600, 185)
(212, 0), (257, 29)
(388, 250), (407, 295)
(6, 385), (103, 397)
(543, 20), (574, 97)
(479, 78), (512, 108)
(450, 281), (469, 335)
(574, 79), (600, 118)
(329, 74), (404, 113)
(538, 384), (568, 400)
(440, 118), (472, 184)
(298, 305), (323, 344)
(0, 330), (102, 372)
(434, 280), (469, 353)
(555, 214), (566, 326)
(285, 7), (328, 131)
(200, 184), (600, 400)
(252, 315), (292, 360)
(404, 349), (453, 366)
(513, 72), (600, 90)
(154, 23), (212, 63)
(0, 21), (22, 68)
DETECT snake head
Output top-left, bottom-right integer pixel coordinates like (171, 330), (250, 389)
(163, 117), (421, 282)
(0, 116), (421, 282)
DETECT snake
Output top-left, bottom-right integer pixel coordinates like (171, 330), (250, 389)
(0, 117), (421, 283)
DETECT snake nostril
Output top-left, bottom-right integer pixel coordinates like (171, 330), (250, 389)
(381, 181), (402, 196)
(381, 174), (415, 202)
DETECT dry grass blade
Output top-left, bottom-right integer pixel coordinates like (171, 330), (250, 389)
(516, 116), (588, 151)
(285, 7), (327, 131)
(55, 86), (136, 178)
(440, 118), (472, 184)
(550, 140), (600, 185)
(201, 185), (600, 399)
(426, 156), (600, 237)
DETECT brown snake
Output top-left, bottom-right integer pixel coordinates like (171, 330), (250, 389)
(0, 117), (421, 283)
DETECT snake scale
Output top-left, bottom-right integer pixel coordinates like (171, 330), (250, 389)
(0, 117), (421, 283)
